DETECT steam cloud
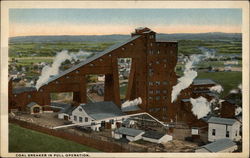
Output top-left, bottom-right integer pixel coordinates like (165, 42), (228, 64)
(36, 50), (92, 89)
(171, 48), (215, 102)
(190, 96), (211, 119)
(235, 107), (242, 116)
(209, 84), (224, 93)
(121, 97), (142, 111)
(229, 83), (242, 94)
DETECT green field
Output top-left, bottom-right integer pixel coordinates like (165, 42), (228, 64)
(197, 71), (242, 97)
(9, 124), (99, 152)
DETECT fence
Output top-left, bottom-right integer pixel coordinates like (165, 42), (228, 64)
(9, 118), (124, 152)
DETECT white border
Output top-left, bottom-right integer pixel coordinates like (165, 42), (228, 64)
(1, 1), (249, 158)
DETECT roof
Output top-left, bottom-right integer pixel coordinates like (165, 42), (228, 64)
(114, 127), (144, 137)
(13, 87), (37, 94)
(40, 35), (141, 88)
(207, 117), (237, 125)
(181, 98), (190, 102)
(201, 139), (236, 152)
(26, 102), (38, 108)
(225, 99), (237, 105)
(192, 79), (216, 86)
(80, 101), (124, 120)
(142, 130), (165, 139)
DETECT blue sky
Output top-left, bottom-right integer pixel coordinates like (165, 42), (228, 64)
(9, 9), (242, 36)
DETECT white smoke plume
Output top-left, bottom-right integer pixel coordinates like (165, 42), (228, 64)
(171, 55), (199, 102)
(121, 97), (142, 111)
(235, 107), (242, 116)
(36, 50), (92, 89)
(229, 83), (242, 94)
(209, 85), (224, 93)
(190, 96), (211, 119)
(171, 48), (216, 102)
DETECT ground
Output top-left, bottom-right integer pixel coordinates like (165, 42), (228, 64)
(9, 123), (99, 152)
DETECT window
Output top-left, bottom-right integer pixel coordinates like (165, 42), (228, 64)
(212, 129), (216, 136)
(156, 61), (160, 64)
(79, 117), (83, 122)
(148, 97), (153, 100)
(156, 96), (161, 101)
(27, 95), (31, 98)
(163, 81), (168, 85)
(163, 107), (167, 112)
(149, 90), (154, 94)
(157, 50), (160, 54)
(226, 131), (229, 137)
(155, 81), (161, 86)
(163, 96), (167, 100)
(85, 117), (88, 122)
(148, 82), (153, 86)
(156, 90), (161, 94)
(74, 116), (77, 121)
(110, 119), (114, 124)
(76, 70), (79, 74)
(163, 59), (167, 62)
(163, 90), (167, 94)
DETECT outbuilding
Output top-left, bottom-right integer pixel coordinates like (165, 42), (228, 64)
(207, 117), (241, 142)
(195, 138), (237, 153)
(26, 102), (42, 114)
(113, 127), (145, 141)
(142, 130), (173, 143)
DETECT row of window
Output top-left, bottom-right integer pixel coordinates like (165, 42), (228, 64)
(212, 129), (237, 137)
(149, 89), (167, 94)
(148, 81), (168, 86)
(148, 107), (167, 113)
(149, 42), (177, 47)
(148, 50), (174, 55)
(74, 115), (88, 122)
(148, 96), (167, 100)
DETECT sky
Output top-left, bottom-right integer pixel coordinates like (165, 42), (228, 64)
(9, 9), (242, 37)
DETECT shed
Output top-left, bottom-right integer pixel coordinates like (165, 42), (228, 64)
(207, 117), (241, 142)
(142, 130), (173, 143)
(113, 127), (145, 141)
(195, 138), (237, 153)
(26, 102), (42, 114)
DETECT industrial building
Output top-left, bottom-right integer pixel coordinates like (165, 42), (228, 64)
(9, 27), (219, 124)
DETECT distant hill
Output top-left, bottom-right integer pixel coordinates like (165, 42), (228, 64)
(9, 32), (241, 43)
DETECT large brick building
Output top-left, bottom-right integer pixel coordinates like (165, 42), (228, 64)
(9, 27), (179, 122)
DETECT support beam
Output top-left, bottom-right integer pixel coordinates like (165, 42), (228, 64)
(111, 58), (121, 106)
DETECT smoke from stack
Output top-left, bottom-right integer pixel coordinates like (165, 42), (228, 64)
(190, 96), (211, 119)
(209, 84), (224, 93)
(171, 48), (215, 103)
(229, 83), (242, 94)
(121, 97), (142, 111)
(36, 50), (92, 89)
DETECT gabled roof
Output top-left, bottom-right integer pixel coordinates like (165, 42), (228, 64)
(207, 117), (237, 125)
(26, 102), (38, 108)
(40, 35), (141, 88)
(142, 130), (165, 139)
(13, 87), (37, 94)
(192, 79), (216, 86)
(114, 127), (144, 137)
(80, 101), (124, 120)
(201, 138), (236, 152)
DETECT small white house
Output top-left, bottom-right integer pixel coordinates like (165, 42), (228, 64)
(142, 130), (173, 143)
(207, 117), (241, 142)
(70, 101), (124, 131)
(195, 138), (237, 153)
(113, 127), (145, 141)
